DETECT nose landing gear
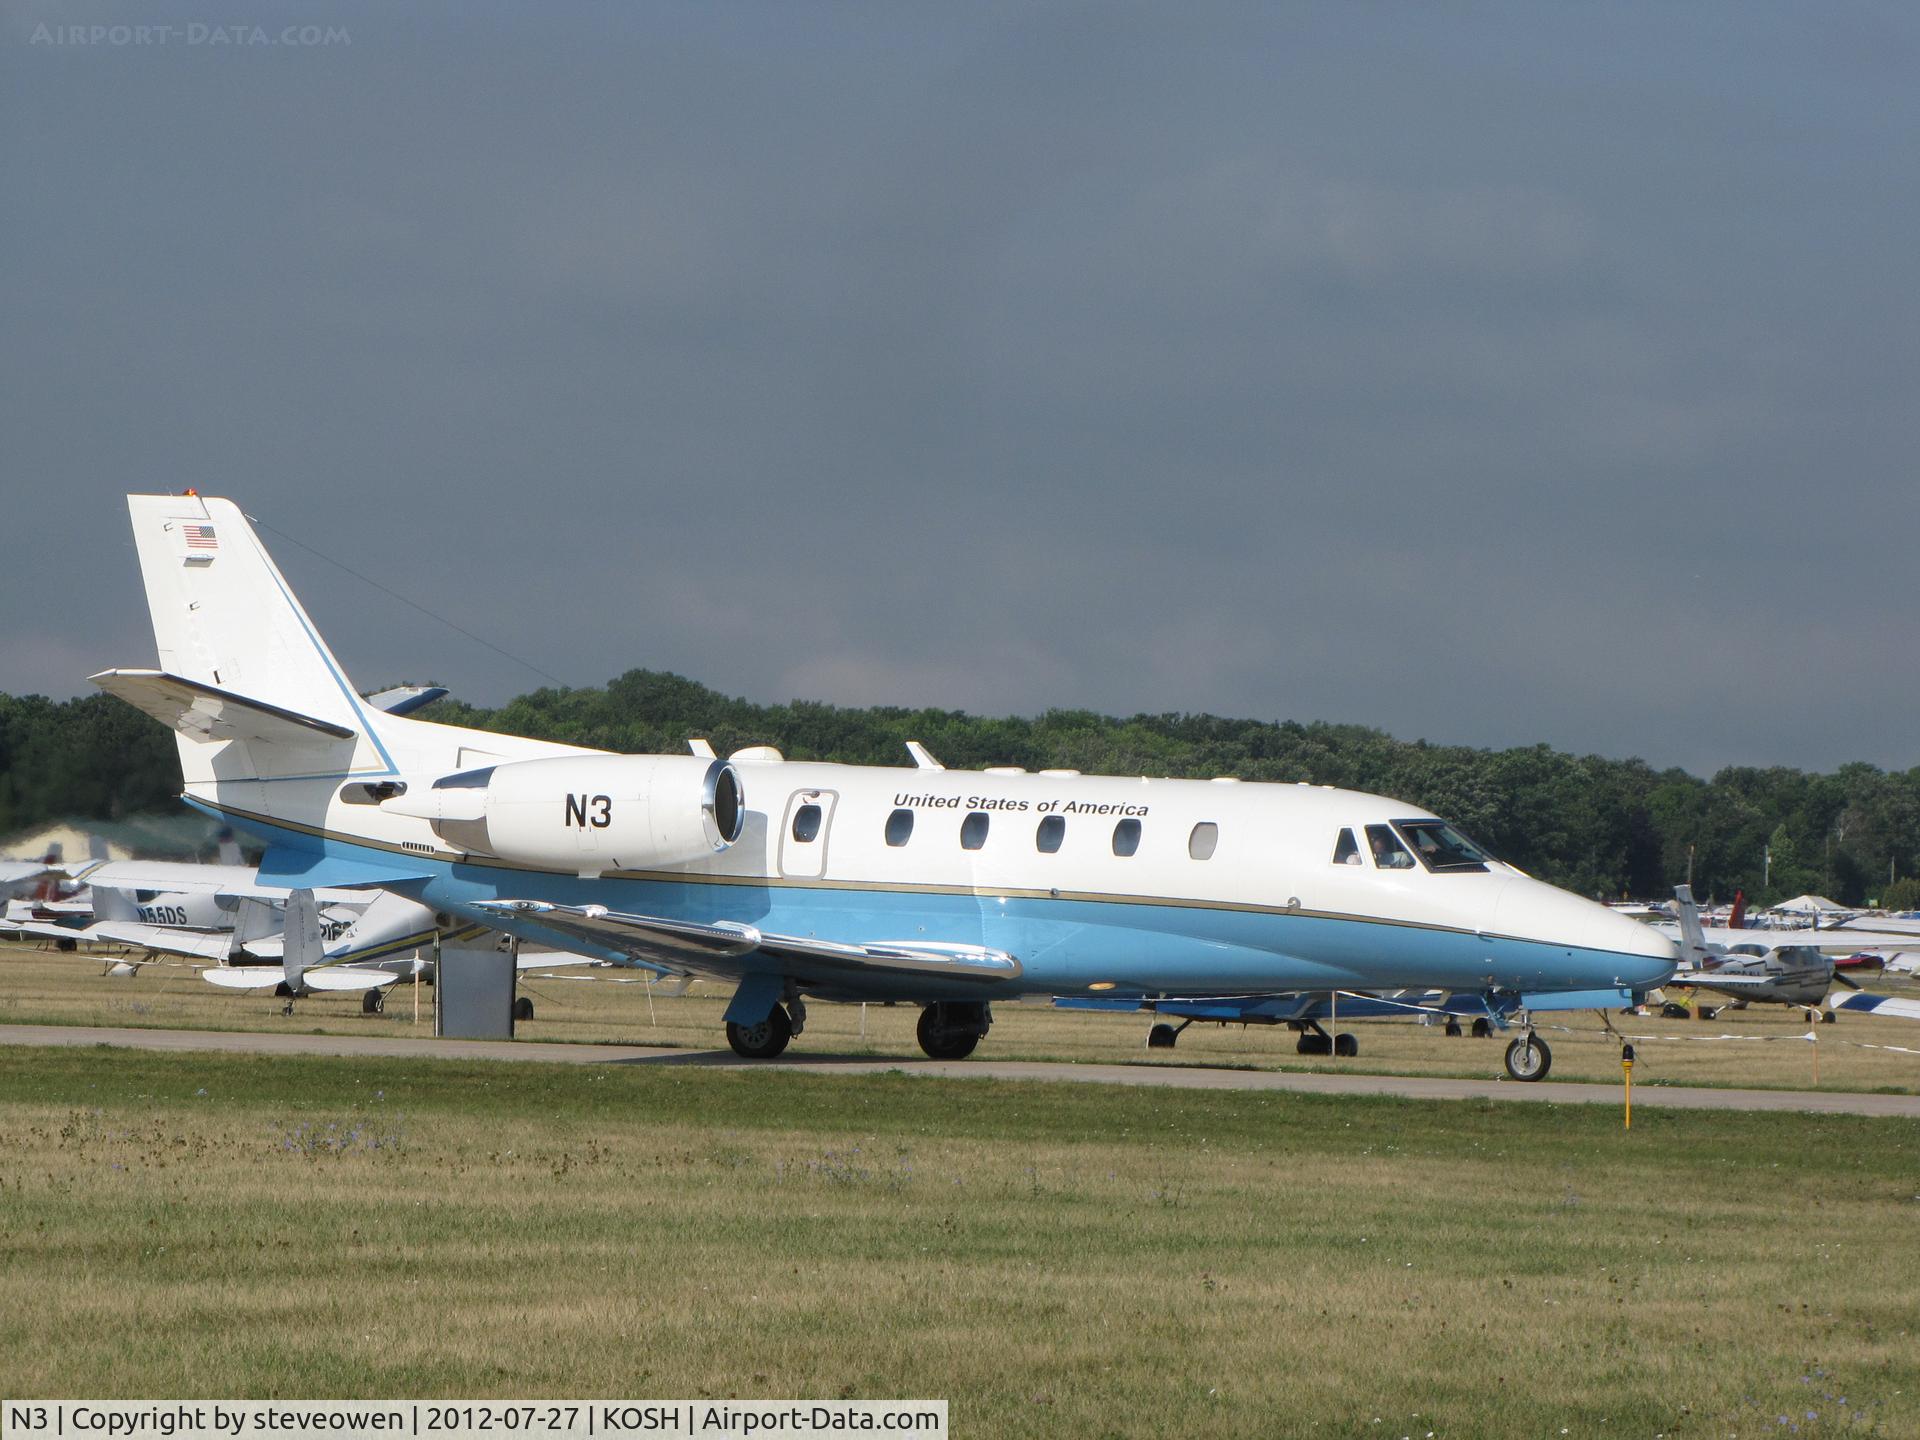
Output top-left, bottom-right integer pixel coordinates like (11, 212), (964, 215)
(1503, 1030), (1552, 1081)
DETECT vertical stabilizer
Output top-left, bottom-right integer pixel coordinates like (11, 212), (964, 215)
(282, 890), (322, 989)
(125, 495), (365, 735)
(1673, 885), (1711, 965)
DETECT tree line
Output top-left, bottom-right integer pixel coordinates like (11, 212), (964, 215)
(7, 674), (1920, 909)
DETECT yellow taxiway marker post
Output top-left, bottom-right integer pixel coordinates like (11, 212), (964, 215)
(1621, 1043), (1634, 1129)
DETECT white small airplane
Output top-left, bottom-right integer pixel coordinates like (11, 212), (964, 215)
(201, 889), (417, 1013)
(1657, 885), (1861, 1016)
(89, 495), (1679, 1079)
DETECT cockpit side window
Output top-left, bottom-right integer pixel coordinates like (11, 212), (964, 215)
(1332, 828), (1362, 865)
(1392, 819), (1491, 873)
(1365, 824), (1416, 870)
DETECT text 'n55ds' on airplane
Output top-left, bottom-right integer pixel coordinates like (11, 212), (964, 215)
(92, 495), (1677, 1081)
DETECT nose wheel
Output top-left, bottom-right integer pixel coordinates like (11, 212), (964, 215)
(1503, 1031), (1552, 1081)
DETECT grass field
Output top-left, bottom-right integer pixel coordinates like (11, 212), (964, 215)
(6, 942), (1919, 1094)
(1, 1044), (1915, 1436)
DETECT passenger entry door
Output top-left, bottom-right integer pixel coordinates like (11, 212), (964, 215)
(779, 790), (837, 879)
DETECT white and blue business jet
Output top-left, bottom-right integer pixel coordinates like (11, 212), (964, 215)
(95, 495), (1676, 1079)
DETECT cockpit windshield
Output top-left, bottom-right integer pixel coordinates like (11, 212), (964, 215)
(1365, 824), (1416, 869)
(1392, 820), (1492, 873)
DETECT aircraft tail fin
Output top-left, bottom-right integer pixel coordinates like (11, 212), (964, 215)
(90, 886), (138, 923)
(282, 890), (322, 989)
(1673, 884), (1710, 963)
(228, 895), (282, 958)
(1729, 890), (1747, 930)
(96, 496), (394, 792)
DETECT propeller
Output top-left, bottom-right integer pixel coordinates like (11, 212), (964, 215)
(1829, 968), (1862, 991)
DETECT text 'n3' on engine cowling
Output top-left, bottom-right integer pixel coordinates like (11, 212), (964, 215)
(375, 754), (744, 870)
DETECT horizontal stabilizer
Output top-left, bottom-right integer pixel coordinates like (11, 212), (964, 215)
(364, 685), (449, 716)
(90, 670), (355, 746)
(203, 966), (287, 990)
(300, 965), (403, 992)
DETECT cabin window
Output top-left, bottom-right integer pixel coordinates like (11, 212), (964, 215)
(961, 811), (990, 851)
(1112, 818), (1142, 857)
(791, 804), (822, 844)
(1366, 823), (1416, 869)
(885, 808), (915, 847)
(1333, 828), (1362, 865)
(1036, 815), (1066, 853)
(1392, 819), (1491, 873)
(1188, 822), (1219, 861)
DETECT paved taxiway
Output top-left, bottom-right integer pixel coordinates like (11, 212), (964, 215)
(4, 1022), (1916, 1116)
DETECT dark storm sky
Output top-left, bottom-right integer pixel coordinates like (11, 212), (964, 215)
(4, 3), (1916, 776)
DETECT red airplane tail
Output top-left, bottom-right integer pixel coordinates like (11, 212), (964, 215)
(1729, 890), (1747, 930)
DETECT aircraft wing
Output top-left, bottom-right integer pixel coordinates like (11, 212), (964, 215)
(76, 863), (370, 907)
(514, 947), (606, 972)
(473, 900), (1023, 984)
(1664, 970), (1777, 996)
(89, 922), (233, 961)
(1, 919), (109, 944)
(1828, 991), (1920, 1022)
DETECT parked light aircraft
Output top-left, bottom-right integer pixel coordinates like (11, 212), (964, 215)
(201, 889), (414, 1012)
(91, 495), (1677, 1079)
(1659, 885), (1859, 1016)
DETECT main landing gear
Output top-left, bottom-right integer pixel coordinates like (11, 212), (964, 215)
(1503, 1030), (1552, 1081)
(1147, 1020), (1191, 1050)
(1293, 1020), (1358, 1058)
(362, 989), (385, 1016)
(726, 1003), (795, 1059)
(917, 1001), (992, 1060)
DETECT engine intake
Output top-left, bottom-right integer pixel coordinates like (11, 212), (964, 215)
(379, 754), (744, 871)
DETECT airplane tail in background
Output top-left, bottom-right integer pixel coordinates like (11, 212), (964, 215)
(1673, 884), (1710, 964)
(1729, 890), (1747, 930)
(281, 890), (322, 990)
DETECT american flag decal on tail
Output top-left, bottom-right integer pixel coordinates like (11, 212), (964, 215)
(182, 523), (218, 551)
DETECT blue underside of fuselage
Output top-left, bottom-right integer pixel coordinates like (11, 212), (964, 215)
(205, 806), (1657, 1004)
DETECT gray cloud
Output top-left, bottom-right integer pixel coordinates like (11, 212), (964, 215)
(2, 2), (1915, 776)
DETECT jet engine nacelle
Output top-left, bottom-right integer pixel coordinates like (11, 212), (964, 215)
(380, 754), (744, 871)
